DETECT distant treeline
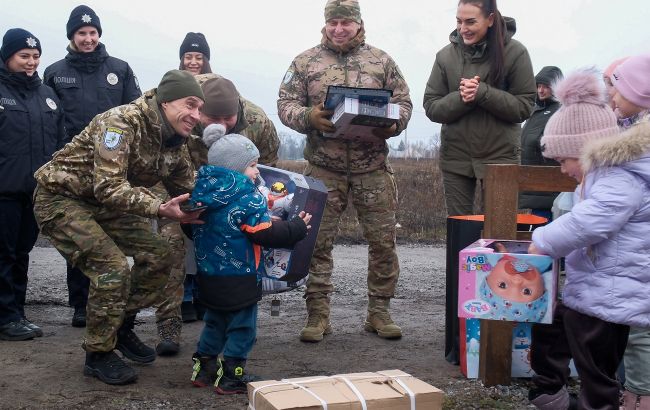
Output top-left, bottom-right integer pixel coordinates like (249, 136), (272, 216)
(277, 157), (446, 244)
(277, 132), (441, 160)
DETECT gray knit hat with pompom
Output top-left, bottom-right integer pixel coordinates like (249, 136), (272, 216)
(202, 124), (259, 173)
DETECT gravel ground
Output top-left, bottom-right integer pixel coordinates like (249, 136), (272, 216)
(0, 243), (551, 409)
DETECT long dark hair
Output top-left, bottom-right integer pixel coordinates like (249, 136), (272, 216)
(178, 56), (213, 74)
(458, 0), (505, 87)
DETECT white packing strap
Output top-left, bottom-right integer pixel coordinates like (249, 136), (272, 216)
(249, 372), (415, 410)
(333, 376), (367, 410)
(248, 376), (330, 410)
(376, 371), (416, 410)
(281, 379), (329, 410)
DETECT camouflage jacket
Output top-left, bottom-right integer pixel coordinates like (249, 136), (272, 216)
(193, 73), (279, 166)
(34, 89), (195, 218)
(277, 25), (412, 173)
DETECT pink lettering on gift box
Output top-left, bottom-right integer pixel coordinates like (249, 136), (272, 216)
(461, 255), (492, 272)
(463, 299), (492, 315)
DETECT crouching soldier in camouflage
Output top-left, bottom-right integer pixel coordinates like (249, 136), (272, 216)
(150, 74), (281, 356)
(277, 0), (412, 342)
(33, 70), (205, 385)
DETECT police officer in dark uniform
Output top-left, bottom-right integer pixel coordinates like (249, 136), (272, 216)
(43, 5), (141, 327)
(0, 28), (66, 341)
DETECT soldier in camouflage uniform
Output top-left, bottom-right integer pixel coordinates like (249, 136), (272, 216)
(151, 73), (280, 355)
(277, 0), (412, 342)
(32, 70), (205, 385)
(149, 183), (186, 357)
(193, 73), (279, 166)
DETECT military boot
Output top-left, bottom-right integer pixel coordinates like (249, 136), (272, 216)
(20, 318), (43, 337)
(116, 315), (156, 363)
(214, 357), (261, 395)
(156, 317), (182, 356)
(84, 351), (137, 385)
(299, 296), (331, 342)
(364, 296), (402, 339)
(190, 354), (221, 387)
(71, 305), (86, 328)
(0, 320), (36, 341)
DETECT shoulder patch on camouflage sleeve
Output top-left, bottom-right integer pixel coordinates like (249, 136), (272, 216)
(103, 127), (124, 151)
(282, 69), (294, 84)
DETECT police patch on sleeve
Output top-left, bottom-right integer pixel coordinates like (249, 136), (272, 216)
(103, 128), (124, 150)
(282, 69), (294, 84)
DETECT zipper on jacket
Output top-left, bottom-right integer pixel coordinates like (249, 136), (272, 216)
(341, 54), (352, 176)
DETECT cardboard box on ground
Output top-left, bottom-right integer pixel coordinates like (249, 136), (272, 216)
(257, 165), (327, 294)
(323, 86), (400, 142)
(247, 370), (444, 410)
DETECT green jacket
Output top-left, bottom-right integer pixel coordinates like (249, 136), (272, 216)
(34, 89), (195, 218)
(423, 17), (535, 179)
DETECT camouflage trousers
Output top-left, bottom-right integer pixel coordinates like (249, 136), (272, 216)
(152, 218), (186, 324)
(33, 187), (172, 352)
(303, 164), (400, 299)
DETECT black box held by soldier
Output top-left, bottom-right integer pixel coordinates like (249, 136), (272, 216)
(257, 165), (327, 294)
(323, 85), (400, 142)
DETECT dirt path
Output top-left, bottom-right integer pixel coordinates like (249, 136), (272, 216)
(1, 244), (535, 409)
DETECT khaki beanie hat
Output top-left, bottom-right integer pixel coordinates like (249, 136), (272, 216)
(201, 77), (240, 117)
(157, 70), (204, 103)
(324, 0), (361, 23)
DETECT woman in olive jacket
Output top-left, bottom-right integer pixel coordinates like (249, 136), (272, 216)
(423, 0), (535, 216)
(0, 28), (66, 341)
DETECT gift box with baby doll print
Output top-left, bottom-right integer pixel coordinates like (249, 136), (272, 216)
(257, 165), (327, 295)
(458, 239), (558, 324)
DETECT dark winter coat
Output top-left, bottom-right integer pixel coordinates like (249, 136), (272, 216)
(423, 17), (536, 179)
(191, 166), (307, 311)
(0, 65), (65, 196)
(44, 43), (141, 139)
(519, 98), (561, 210)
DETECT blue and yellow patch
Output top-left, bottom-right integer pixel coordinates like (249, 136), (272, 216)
(103, 127), (124, 151)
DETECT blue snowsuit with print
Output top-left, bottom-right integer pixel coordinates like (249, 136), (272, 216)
(191, 165), (307, 359)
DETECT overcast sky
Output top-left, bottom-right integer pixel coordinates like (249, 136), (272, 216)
(3, 0), (648, 142)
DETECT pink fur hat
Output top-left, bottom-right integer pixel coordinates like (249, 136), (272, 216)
(541, 68), (619, 159)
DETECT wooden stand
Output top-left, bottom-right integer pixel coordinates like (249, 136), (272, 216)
(479, 164), (577, 386)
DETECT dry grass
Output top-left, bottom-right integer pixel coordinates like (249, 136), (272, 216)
(277, 156), (447, 244)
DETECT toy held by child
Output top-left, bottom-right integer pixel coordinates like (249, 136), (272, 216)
(188, 124), (312, 395)
(526, 68), (650, 410)
(258, 180), (294, 220)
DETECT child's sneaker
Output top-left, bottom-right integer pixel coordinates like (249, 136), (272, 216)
(190, 354), (221, 387)
(214, 358), (261, 395)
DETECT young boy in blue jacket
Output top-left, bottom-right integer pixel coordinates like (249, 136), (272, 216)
(189, 124), (311, 394)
